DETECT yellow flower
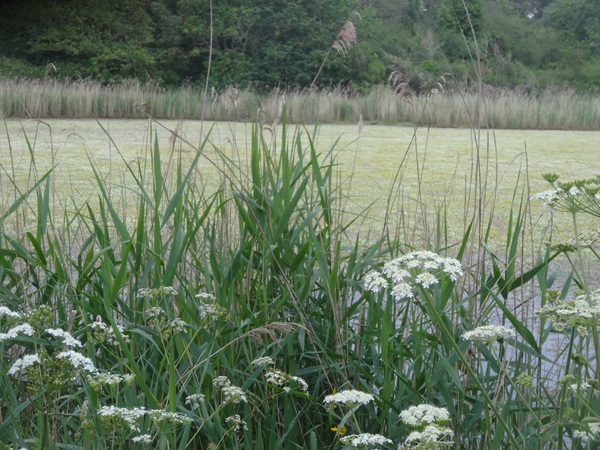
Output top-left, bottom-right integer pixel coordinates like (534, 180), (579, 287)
(331, 425), (347, 436)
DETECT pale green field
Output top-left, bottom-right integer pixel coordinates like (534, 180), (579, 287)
(1, 118), (599, 247)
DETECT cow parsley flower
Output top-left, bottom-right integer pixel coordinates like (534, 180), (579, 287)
(46, 328), (82, 348)
(221, 385), (248, 404)
(264, 368), (309, 393)
(8, 354), (40, 377)
(399, 404), (450, 426)
(365, 251), (463, 300)
(213, 376), (248, 404)
(87, 372), (135, 390)
(132, 434), (153, 444)
(56, 350), (97, 373)
(0, 323), (35, 341)
(323, 390), (374, 407)
(364, 271), (388, 292)
(0, 306), (21, 320)
(403, 425), (454, 447)
(98, 406), (148, 432)
(462, 325), (516, 344)
(226, 414), (248, 432)
(90, 319), (129, 345)
(252, 356), (275, 367)
(537, 290), (600, 334)
(340, 433), (392, 448)
(185, 393), (205, 409)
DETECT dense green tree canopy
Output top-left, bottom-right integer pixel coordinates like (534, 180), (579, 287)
(0, 0), (598, 91)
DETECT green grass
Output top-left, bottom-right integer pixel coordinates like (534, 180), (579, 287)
(2, 111), (600, 449)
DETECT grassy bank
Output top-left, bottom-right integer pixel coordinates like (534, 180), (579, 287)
(1, 77), (600, 130)
(2, 110), (600, 448)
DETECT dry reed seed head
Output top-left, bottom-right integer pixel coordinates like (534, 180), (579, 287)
(332, 21), (357, 55)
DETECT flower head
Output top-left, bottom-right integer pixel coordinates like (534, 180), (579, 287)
(0, 323), (35, 341)
(399, 404), (450, 426)
(462, 325), (516, 344)
(8, 353), (40, 377)
(366, 251), (463, 300)
(323, 389), (374, 407)
(340, 433), (392, 448)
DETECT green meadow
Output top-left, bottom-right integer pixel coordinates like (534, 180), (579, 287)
(2, 113), (600, 449)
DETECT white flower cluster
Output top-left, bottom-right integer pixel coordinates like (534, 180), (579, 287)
(251, 356), (275, 367)
(137, 286), (178, 297)
(531, 190), (560, 209)
(399, 404), (453, 449)
(90, 319), (129, 345)
(145, 307), (188, 338)
(148, 410), (192, 425)
(98, 405), (191, 432)
(226, 414), (248, 432)
(265, 368), (308, 393)
(196, 293), (228, 320)
(533, 174), (600, 214)
(537, 290), (600, 335)
(365, 251), (463, 300)
(340, 433), (392, 448)
(87, 372), (135, 390)
(185, 393), (205, 409)
(403, 425), (454, 447)
(0, 306), (21, 319)
(462, 325), (516, 344)
(98, 406), (149, 432)
(213, 376), (248, 404)
(46, 328), (82, 348)
(323, 389), (374, 407)
(399, 404), (450, 426)
(574, 423), (600, 442)
(0, 323), (35, 342)
(7, 353), (40, 377)
(57, 350), (97, 374)
(131, 434), (153, 444)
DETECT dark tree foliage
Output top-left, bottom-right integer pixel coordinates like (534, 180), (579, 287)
(0, 0), (598, 90)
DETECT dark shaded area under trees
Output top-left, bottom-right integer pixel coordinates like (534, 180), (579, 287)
(0, 0), (598, 93)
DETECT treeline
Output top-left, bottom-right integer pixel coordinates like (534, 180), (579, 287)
(0, 0), (598, 93)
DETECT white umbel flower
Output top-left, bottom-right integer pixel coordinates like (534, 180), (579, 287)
(399, 404), (450, 426)
(8, 354), (40, 377)
(0, 323), (35, 341)
(323, 389), (374, 407)
(462, 325), (516, 344)
(340, 433), (392, 447)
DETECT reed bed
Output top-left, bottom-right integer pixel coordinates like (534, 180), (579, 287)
(2, 77), (600, 130)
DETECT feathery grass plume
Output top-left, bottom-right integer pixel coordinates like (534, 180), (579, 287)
(389, 71), (413, 101)
(240, 322), (307, 345)
(332, 20), (357, 55)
